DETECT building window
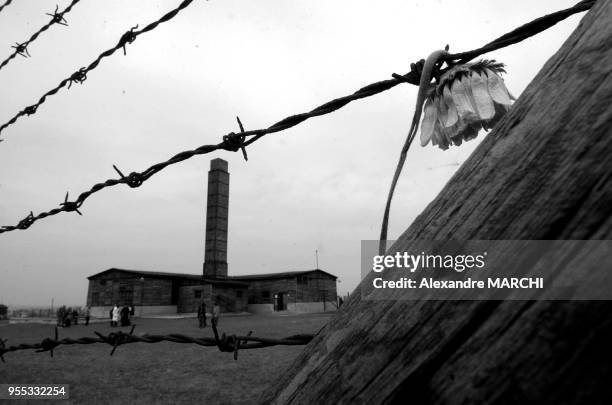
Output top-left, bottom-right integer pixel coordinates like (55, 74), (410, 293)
(236, 291), (243, 298)
(297, 276), (308, 285)
(99, 280), (107, 286)
(92, 292), (100, 304)
(194, 290), (202, 299)
(261, 291), (270, 299)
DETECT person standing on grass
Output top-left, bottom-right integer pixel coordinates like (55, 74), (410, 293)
(197, 301), (207, 328)
(72, 309), (78, 325)
(85, 306), (90, 326)
(56, 306), (65, 327)
(64, 307), (72, 327)
(212, 300), (220, 327)
(120, 305), (130, 327)
(112, 304), (120, 327)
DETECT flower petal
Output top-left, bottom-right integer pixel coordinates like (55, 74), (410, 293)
(485, 68), (512, 105)
(442, 85), (458, 127)
(420, 97), (437, 146)
(469, 72), (495, 120)
(436, 94), (449, 129)
(451, 76), (478, 121)
(462, 124), (480, 142)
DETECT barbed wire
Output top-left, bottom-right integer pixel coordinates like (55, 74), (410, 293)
(0, 0), (195, 136)
(0, 0), (594, 234)
(0, 0), (12, 16)
(0, 322), (315, 362)
(0, 0), (82, 72)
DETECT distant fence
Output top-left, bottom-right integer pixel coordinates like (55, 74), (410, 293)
(0, 322), (317, 362)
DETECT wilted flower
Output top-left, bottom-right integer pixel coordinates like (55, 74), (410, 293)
(420, 60), (514, 150)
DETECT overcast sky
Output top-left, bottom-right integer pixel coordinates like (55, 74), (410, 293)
(0, 0), (583, 307)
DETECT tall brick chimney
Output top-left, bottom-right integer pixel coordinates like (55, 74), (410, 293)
(203, 158), (229, 278)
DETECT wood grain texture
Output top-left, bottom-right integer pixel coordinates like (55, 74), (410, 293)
(260, 1), (612, 404)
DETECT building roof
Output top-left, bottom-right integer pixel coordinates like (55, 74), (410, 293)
(88, 268), (337, 283)
(231, 269), (338, 280)
(87, 268), (248, 287)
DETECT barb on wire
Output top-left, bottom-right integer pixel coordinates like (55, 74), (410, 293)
(0, 326), (315, 362)
(0, 0), (594, 234)
(0, 0), (196, 135)
(11, 42), (30, 58)
(68, 68), (88, 88)
(119, 25), (139, 55)
(35, 327), (60, 357)
(0, 0), (82, 71)
(223, 117), (249, 161)
(60, 192), (83, 215)
(46, 5), (69, 26)
(0, 0), (12, 15)
(95, 325), (136, 355)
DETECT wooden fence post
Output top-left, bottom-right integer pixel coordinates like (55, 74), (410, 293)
(261, 1), (612, 403)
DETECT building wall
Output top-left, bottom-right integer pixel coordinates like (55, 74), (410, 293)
(246, 278), (298, 305)
(87, 273), (174, 307)
(178, 284), (212, 313)
(87, 271), (337, 315)
(295, 273), (337, 304)
(243, 273), (337, 313)
(212, 284), (248, 313)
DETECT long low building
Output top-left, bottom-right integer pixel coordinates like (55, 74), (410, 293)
(86, 158), (339, 317)
(86, 268), (338, 317)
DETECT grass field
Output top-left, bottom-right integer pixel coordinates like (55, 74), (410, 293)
(0, 313), (333, 404)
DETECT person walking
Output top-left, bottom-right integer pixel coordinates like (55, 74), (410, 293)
(212, 300), (220, 327)
(197, 301), (207, 328)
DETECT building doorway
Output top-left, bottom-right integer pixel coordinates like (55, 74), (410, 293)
(273, 293), (287, 311)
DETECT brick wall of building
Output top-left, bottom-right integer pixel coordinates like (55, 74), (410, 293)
(178, 284), (212, 313)
(245, 278), (298, 305)
(212, 284), (249, 313)
(296, 273), (337, 303)
(88, 272), (174, 307)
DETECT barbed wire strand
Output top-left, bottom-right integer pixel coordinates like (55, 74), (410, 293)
(0, 0), (82, 71)
(0, 0), (594, 234)
(0, 0), (195, 136)
(0, 0), (12, 16)
(0, 322), (315, 362)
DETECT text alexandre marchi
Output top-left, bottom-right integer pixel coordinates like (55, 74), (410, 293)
(371, 252), (543, 290)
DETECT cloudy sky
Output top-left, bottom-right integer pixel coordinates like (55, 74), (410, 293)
(0, 0), (583, 306)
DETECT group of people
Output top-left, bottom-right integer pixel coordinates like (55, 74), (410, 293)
(57, 301), (220, 329)
(197, 300), (220, 328)
(110, 304), (134, 327)
(56, 306), (90, 327)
